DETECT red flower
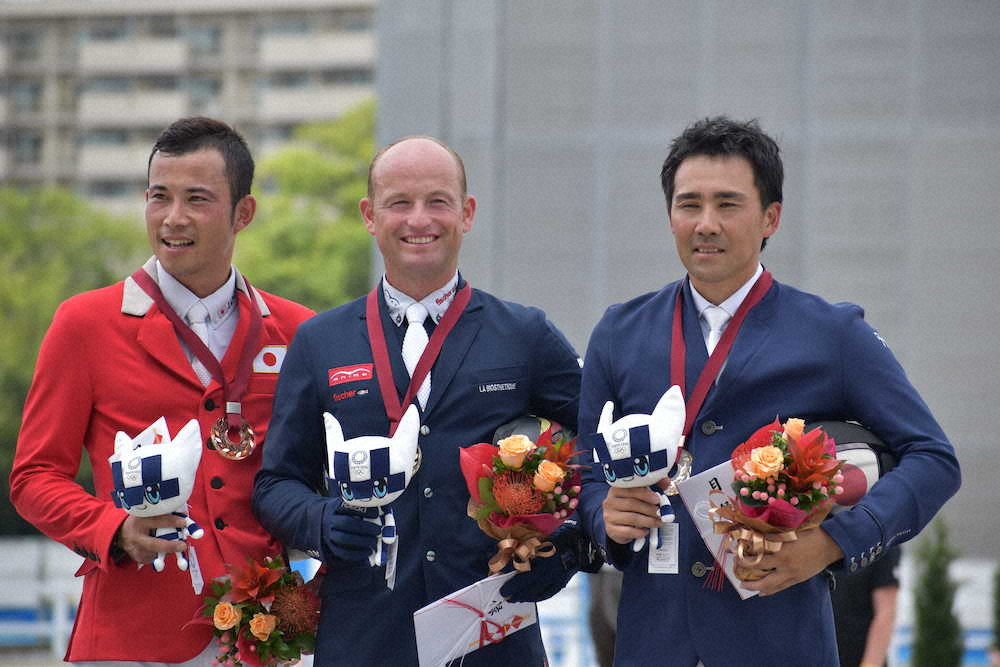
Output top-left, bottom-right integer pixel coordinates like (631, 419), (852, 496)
(228, 559), (283, 606)
(737, 497), (808, 530)
(492, 471), (545, 515)
(730, 419), (781, 474)
(784, 426), (839, 491)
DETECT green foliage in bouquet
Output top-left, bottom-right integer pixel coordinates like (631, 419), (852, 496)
(911, 519), (964, 667)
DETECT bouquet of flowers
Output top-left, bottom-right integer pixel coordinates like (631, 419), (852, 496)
(459, 420), (581, 574)
(711, 417), (845, 583)
(194, 555), (320, 667)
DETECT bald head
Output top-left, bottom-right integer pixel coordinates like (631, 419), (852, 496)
(367, 136), (467, 200)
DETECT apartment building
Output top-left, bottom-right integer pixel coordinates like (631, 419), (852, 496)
(0, 0), (375, 210)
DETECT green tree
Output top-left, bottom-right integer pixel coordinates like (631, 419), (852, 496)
(236, 99), (375, 311)
(911, 519), (965, 667)
(0, 187), (147, 534)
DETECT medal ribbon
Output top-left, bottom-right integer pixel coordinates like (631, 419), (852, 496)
(669, 270), (774, 440)
(366, 282), (472, 435)
(131, 268), (263, 439)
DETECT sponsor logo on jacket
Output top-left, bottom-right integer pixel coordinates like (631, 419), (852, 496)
(328, 363), (374, 387)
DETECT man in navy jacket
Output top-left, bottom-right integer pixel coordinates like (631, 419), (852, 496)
(575, 117), (960, 666)
(253, 136), (584, 666)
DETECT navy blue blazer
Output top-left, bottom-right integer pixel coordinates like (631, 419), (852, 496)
(576, 277), (959, 667)
(253, 282), (580, 666)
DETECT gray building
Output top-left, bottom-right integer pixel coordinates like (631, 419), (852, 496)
(374, 1), (1000, 556)
(0, 0), (375, 212)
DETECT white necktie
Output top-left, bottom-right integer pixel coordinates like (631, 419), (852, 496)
(703, 306), (730, 356)
(401, 302), (431, 409)
(186, 301), (213, 387)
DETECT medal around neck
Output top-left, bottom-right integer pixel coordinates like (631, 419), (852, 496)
(324, 404), (421, 589)
(108, 417), (205, 575)
(210, 414), (255, 460)
(588, 385), (687, 552)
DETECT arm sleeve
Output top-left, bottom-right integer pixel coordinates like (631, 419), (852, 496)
(527, 311), (582, 431)
(10, 300), (126, 572)
(252, 322), (336, 562)
(574, 309), (634, 568)
(822, 309), (960, 571)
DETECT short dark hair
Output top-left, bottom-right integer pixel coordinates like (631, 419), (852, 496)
(147, 116), (254, 208)
(366, 135), (467, 200)
(660, 116), (783, 211)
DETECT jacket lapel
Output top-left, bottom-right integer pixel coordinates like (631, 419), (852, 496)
(422, 292), (483, 416)
(700, 281), (779, 412)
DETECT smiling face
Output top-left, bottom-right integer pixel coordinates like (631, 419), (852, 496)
(669, 154), (781, 304)
(359, 138), (476, 300)
(145, 148), (255, 297)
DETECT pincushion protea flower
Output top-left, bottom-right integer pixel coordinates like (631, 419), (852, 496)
(492, 471), (546, 515)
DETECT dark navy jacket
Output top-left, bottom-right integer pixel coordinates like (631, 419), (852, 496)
(576, 277), (959, 667)
(254, 282), (580, 666)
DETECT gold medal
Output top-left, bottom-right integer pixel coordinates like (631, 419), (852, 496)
(665, 448), (694, 496)
(211, 417), (256, 460)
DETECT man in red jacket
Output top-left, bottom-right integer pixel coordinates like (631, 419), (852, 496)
(10, 117), (314, 665)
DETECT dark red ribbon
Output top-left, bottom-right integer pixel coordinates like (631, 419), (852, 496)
(365, 283), (472, 435)
(131, 268), (263, 432)
(670, 270), (774, 440)
(443, 598), (508, 648)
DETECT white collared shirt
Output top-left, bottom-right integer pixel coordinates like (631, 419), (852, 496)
(156, 260), (239, 362)
(689, 263), (763, 349)
(382, 272), (460, 328)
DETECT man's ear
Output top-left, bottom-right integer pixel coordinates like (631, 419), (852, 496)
(461, 194), (477, 233)
(360, 198), (376, 235)
(233, 194), (256, 233)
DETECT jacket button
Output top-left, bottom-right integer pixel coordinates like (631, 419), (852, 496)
(691, 561), (708, 577)
(204, 399), (216, 411)
(700, 420), (720, 435)
(206, 436), (215, 450)
(425, 550), (436, 562)
(210, 477), (224, 489)
(420, 425), (430, 436)
(423, 487), (433, 498)
(214, 518), (227, 530)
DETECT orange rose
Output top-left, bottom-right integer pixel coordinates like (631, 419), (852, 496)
(743, 445), (784, 479)
(782, 418), (805, 441)
(498, 435), (535, 468)
(249, 612), (278, 641)
(213, 601), (240, 631)
(533, 460), (565, 492)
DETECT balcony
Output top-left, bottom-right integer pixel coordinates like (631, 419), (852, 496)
(259, 32), (375, 70)
(79, 91), (188, 128)
(258, 84), (372, 124)
(79, 39), (187, 75)
(78, 144), (152, 181)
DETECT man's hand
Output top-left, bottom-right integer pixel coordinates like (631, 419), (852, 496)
(500, 522), (600, 602)
(738, 527), (844, 596)
(116, 514), (187, 565)
(322, 502), (381, 562)
(602, 486), (662, 546)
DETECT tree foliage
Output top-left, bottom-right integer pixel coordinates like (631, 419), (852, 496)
(911, 519), (965, 667)
(236, 98), (375, 311)
(0, 187), (147, 533)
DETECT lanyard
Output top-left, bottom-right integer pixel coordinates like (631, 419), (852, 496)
(131, 268), (263, 459)
(365, 282), (472, 435)
(669, 270), (774, 440)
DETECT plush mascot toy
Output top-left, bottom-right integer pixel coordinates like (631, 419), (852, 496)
(589, 386), (686, 551)
(324, 404), (420, 589)
(108, 417), (204, 572)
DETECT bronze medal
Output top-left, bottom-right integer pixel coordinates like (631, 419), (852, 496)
(210, 417), (256, 460)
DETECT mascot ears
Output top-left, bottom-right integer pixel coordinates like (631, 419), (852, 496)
(597, 385), (685, 439)
(323, 403), (421, 472)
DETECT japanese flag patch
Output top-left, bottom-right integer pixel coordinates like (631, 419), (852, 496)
(253, 345), (287, 374)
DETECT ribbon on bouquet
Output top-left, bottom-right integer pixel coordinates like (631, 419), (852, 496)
(487, 536), (555, 575)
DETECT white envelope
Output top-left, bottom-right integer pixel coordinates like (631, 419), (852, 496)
(413, 572), (537, 666)
(675, 460), (758, 600)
